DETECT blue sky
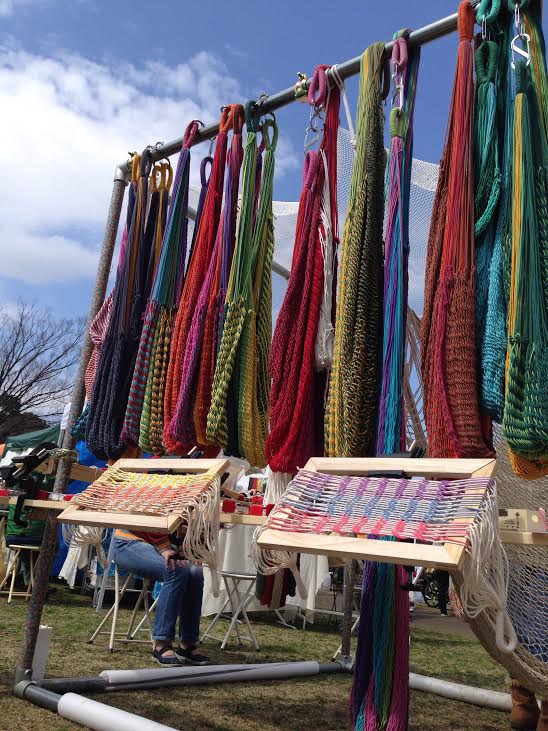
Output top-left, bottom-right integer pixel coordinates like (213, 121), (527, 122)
(0, 0), (546, 319)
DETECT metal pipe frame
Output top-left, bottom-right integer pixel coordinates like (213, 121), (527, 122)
(116, 2), (479, 177)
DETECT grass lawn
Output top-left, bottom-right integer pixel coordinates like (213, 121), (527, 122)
(0, 585), (509, 730)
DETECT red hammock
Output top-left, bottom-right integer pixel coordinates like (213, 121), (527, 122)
(421, 1), (493, 459)
(266, 67), (339, 474)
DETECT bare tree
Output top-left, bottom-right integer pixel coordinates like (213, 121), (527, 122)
(0, 301), (84, 429)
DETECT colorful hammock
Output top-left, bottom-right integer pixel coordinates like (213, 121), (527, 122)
(86, 149), (157, 460)
(503, 53), (548, 477)
(169, 105), (245, 450)
(266, 66), (340, 475)
(164, 107), (232, 455)
(376, 32), (420, 456)
(207, 104), (278, 466)
(121, 121), (200, 454)
(325, 42), (387, 458)
(421, 1), (493, 459)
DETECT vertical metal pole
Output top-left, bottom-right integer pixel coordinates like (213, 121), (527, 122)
(340, 560), (356, 667)
(16, 168), (128, 680)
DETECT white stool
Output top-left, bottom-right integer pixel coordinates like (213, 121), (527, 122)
(201, 572), (260, 651)
(0, 544), (40, 603)
(88, 564), (157, 652)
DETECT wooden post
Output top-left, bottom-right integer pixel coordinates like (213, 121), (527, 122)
(16, 172), (128, 680)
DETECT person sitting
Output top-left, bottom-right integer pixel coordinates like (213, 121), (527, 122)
(112, 528), (209, 666)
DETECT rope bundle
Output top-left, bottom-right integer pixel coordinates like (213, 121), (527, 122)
(421, 1), (494, 459)
(170, 105), (245, 450)
(351, 554), (409, 731)
(121, 122), (199, 455)
(477, 13), (509, 421)
(164, 107), (232, 454)
(503, 57), (548, 477)
(377, 32), (420, 456)
(87, 150), (158, 459)
(206, 104), (278, 466)
(325, 42), (387, 458)
(266, 66), (340, 475)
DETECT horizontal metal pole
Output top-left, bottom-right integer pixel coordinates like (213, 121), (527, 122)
(118, 2), (479, 176)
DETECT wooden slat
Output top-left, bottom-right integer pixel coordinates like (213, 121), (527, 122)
(306, 457), (494, 479)
(113, 458), (229, 476)
(220, 513), (266, 526)
(256, 529), (462, 570)
(0, 497), (66, 511)
(500, 530), (548, 546)
(0, 495), (267, 526)
(56, 507), (180, 534)
(30, 460), (103, 484)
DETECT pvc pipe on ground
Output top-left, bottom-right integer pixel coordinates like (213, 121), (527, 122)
(58, 693), (178, 731)
(101, 662), (268, 685)
(102, 661), (327, 691)
(409, 673), (512, 712)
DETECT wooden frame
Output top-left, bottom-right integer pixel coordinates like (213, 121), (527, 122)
(56, 458), (229, 534)
(257, 457), (497, 572)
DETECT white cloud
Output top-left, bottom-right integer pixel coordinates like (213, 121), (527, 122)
(0, 43), (299, 286)
(0, 0), (46, 15)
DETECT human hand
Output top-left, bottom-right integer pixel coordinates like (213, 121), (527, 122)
(161, 549), (179, 570)
(161, 549), (187, 570)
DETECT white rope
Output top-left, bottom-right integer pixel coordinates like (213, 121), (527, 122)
(458, 489), (518, 653)
(61, 524), (108, 570)
(330, 64), (356, 149)
(315, 150), (336, 371)
(264, 468), (292, 505)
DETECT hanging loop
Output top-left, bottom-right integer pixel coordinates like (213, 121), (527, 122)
(164, 160), (173, 192)
(308, 65), (329, 110)
(140, 147), (153, 178)
(232, 103), (245, 136)
(183, 119), (202, 148)
(263, 115), (279, 152)
(200, 155), (213, 186)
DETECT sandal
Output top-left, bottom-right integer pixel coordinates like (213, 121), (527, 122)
(175, 645), (210, 666)
(152, 645), (184, 666)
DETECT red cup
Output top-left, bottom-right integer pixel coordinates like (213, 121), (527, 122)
(36, 490), (50, 500)
(0, 488), (8, 497)
(249, 504), (263, 516)
(266, 503), (275, 516)
(63, 494), (74, 501)
(222, 499), (236, 513)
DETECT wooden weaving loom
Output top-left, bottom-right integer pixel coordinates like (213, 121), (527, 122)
(256, 457), (496, 571)
(57, 458), (228, 534)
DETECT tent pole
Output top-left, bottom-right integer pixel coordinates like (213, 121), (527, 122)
(15, 168), (129, 681)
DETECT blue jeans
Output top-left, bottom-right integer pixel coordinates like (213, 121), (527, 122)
(112, 538), (203, 645)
